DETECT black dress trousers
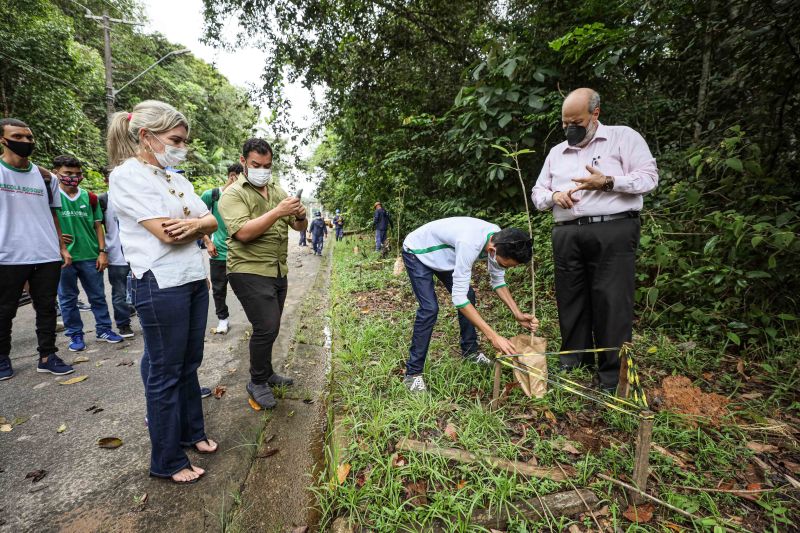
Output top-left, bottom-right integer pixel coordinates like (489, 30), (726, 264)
(551, 217), (640, 387)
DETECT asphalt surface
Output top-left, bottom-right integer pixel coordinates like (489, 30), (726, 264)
(0, 230), (330, 532)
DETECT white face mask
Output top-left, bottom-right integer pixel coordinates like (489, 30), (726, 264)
(150, 133), (188, 167)
(246, 167), (272, 187)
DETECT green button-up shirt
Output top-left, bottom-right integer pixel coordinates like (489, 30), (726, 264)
(219, 176), (296, 278)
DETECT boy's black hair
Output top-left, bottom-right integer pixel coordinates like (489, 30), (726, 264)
(492, 228), (533, 264)
(227, 162), (244, 175)
(242, 138), (273, 159)
(0, 118), (29, 136)
(52, 155), (82, 169)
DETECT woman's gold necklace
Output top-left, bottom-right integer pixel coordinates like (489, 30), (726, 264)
(137, 156), (191, 217)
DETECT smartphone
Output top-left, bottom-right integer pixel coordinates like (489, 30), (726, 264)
(296, 188), (303, 199)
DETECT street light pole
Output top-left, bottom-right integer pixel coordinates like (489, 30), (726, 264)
(101, 13), (115, 122)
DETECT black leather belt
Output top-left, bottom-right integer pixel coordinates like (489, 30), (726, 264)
(556, 211), (639, 226)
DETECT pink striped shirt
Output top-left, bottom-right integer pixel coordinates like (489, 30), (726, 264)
(531, 123), (658, 222)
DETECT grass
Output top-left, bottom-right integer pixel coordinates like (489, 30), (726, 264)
(315, 235), (800, 532)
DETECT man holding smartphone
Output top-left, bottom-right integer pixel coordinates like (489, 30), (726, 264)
(219, 138), (308, 409)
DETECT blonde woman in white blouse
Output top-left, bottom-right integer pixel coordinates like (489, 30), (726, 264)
(107, 100), (218, 485)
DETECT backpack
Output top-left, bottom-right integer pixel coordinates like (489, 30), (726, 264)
(211, 187), (221, 204)
(36, 166), (53, 206)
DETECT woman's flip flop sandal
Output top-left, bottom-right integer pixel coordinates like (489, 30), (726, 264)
(193, 438), (218, 454)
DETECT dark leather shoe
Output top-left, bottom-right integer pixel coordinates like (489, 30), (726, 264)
(266, 373), (294, 387)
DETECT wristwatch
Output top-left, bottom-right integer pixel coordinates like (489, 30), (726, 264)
(99, 247), (108, 254)
(602, 176), (614, 192)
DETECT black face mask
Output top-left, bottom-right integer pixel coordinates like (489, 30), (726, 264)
(564, 124), (587, 146)
(2, 138), (35, 158)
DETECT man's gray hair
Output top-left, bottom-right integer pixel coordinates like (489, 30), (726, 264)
(589, 91), (600, 113)
(588, 91), (601, 113)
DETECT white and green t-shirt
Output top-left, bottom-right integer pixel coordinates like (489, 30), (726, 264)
(0, 160), (61, 265)
(56, 188), (103, 262)
(403, 217), (507, 308)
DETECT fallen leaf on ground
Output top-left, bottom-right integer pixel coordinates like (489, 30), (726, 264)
(623, 503), (654, 523)
(391, 453), (406, 467)
(443, 422), (458, 441)
(97, 437), (123, 449)
(256, 448), (279, 459)
(736, 359), (750, 381)
(116, 359), (134, 367)
(740, 392), (763, 400)
(664, 522), (683, 531)
(0, 424), (11, 432)
(543, 410), (557, 424)
(57, 424), (67, 433)
(212, 385), (226, 399)
(337, 463), (351, 484)
(456, 479), (467, 490)
(0, 416), (5, 424)
(13, 416), (29, 426)
(526, 456), (539, 466)
(746, 441), (779, 454)
(290, 527), (308, 533)
(60, 375), (88, 385)
(25, 469), (47, 482)
(780, 460), (800, 475)
(403, 479), (428, 506)
(71, 356), (90, 364)
(552, 439), (581, 454)
(567, 525), (582, 533)
(247, 398), (262, 411)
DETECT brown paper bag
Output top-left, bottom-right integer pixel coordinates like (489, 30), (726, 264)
(510, 334), (547, 398)
(393, 256), (405, 276)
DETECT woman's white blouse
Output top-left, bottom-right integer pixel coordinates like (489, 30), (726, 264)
(109, 158), (209, 289)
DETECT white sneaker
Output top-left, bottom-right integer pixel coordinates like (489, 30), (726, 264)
(216, 319), (229, 334)
(403, 374), (427, 393)
(466, 352), (493, 367)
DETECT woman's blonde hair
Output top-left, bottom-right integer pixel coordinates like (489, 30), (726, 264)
(106, 100), (189, 167)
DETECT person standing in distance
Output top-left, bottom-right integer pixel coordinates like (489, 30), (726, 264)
(532, 88), (658, 392)
(373, 201), (392, 251)
(219, 139), (308, 409)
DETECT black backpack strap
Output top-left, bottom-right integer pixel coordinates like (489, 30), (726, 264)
(36, 166), (53, 206)
(99, 192), (108, 213)
(211, 187), (220, 204)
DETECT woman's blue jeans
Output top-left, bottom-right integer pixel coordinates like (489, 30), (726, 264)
(131, 271), (209, 477)
(403, 251), (478, 376)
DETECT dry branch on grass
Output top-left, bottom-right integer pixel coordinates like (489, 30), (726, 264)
(396, 438), (575, 481)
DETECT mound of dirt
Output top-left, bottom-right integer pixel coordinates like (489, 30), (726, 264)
(648, 375), (729, 426)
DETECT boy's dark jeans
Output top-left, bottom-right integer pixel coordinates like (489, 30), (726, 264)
(402, 251), (478, 376)
(108, 264), (132, 328)
(209, 259), (229, 320)
(228, 272), (288, 384)
(0, 262), (61, 359)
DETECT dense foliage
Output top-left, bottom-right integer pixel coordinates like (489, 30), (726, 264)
(1, 0), (257, 189)
(204, 0), (799, 353)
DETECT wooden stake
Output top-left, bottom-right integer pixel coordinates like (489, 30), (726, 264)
(491, 360), (501, 409)
(631, 411), (655, 503)
(616, 346), (630, 399)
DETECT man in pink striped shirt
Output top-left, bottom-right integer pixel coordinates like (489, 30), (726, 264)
(532, 88), (658, 392)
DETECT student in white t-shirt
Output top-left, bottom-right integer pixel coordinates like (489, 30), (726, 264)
(107, 100), (218, 485)
(0, 118), (74, 381)
(401, 218), (539, 392)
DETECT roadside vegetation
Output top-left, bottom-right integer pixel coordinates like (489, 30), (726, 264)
(318, 237), (799, 532)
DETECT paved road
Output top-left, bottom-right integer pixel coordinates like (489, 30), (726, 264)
(0, 231), (329, 532)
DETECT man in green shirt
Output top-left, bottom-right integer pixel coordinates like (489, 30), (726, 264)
(54, 155), (123, 352)
(201, 162), (242, 335)
(219, 138), (308, 409)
